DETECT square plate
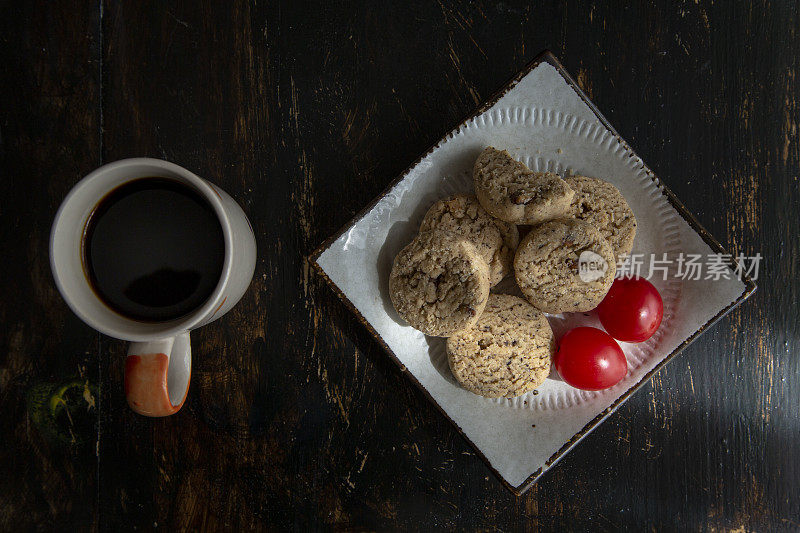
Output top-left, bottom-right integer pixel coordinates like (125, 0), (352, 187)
(310, 51), (756, 494)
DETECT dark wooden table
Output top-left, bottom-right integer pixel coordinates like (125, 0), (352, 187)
(2, 1), (798, 530)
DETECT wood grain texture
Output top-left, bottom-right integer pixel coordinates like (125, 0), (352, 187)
(2, 0), (798, 530)
(0, 1), (101, 530)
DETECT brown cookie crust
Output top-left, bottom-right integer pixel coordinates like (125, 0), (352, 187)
(419, 195), (505, 282)
(513, 218), (615, 313)
(389, 230), (490, 337)
(489, 217), (520, 285)
(447, 294), (554, 398)
(565, 175), (637, 259)
(473, 147), (574, 224)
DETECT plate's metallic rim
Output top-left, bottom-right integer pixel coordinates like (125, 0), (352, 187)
(309, 50), (757, 495)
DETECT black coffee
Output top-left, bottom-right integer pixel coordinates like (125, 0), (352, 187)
(83, 178), (225, 322)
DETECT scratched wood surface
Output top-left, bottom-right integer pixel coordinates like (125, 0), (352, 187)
(1, 1), (798, 530)
(0, 1), (101, 529)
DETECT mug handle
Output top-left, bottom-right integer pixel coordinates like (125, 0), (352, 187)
(124, 332), (191, 416)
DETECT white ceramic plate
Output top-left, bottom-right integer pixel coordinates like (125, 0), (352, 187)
(311, 52), (755, 494)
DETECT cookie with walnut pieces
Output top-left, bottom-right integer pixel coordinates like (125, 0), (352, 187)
(565, 175), (637, 260)
(473, 146), (574, 225)
(419, 194), (518, 285)
(514, 218), (615, 314)
(389, 230), (490, 337)
(447, 294), (554, 398)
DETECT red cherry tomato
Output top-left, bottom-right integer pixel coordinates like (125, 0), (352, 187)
(597, 277), (663, 343)
(554, 327), (627, 391)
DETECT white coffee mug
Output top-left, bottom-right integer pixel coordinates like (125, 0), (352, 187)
(50, 158), (256, 416)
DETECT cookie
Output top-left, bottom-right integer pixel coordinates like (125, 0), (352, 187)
(490, 218), (520, 285)
(473, 147), (574, 225)
(419, 195), (505, 284)
(514, 218), (615, 314)
(447, 294), (554, 398)
(565, 175), (637, 259)
(389, 230), (490, 337)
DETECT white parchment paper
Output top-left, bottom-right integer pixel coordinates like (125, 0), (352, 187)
(316, 62), (747, 490)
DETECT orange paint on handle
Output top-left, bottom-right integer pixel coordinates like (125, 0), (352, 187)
(125, 353), (184, 416)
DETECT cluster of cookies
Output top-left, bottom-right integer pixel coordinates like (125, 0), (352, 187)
(389, 147), (637, 398)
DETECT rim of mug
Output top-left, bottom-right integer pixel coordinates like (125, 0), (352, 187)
(49, 158), (234, 341)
